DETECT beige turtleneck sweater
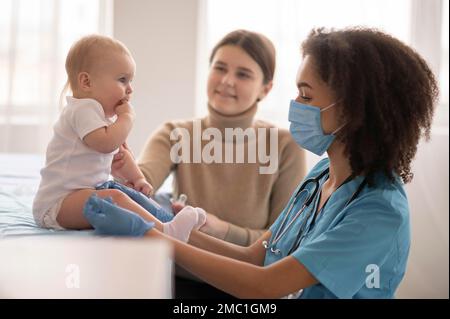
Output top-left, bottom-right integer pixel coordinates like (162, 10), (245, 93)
(138, 104), (306, 246)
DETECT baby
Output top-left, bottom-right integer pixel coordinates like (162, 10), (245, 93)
(32, 35), (204, 241)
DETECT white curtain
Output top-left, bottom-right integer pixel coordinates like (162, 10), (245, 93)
(0, 0), (111, 153)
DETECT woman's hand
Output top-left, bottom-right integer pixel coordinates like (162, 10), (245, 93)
(111, 152), (125, 176)
(111, 143), (135, 179)
(111, 144), (130, 172)
(133, 178), (154, 197)
(199, 211), (229, 240)
(121, 142), (135, 158)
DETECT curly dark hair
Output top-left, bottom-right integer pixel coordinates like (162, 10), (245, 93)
(301, 27), (439, 184)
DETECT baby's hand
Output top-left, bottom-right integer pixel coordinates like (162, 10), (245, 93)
(115, 100), (135, 119)
(133, 178), (153, 197)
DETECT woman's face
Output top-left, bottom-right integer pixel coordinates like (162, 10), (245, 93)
(207, 45), (272, 115)
(295, 55), (340, 134)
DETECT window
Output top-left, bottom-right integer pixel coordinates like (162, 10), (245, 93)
(0, 0), (112, 152)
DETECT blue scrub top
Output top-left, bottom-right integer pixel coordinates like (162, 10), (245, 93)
(264, 158), (410, 299)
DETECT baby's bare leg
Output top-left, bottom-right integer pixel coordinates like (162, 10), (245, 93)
(57, 188), (164, 230)
(57, 189), (96, 229)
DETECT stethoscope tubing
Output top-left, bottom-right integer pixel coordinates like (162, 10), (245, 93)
(263, 171), (326, 255)
(264, 167), (367, 256)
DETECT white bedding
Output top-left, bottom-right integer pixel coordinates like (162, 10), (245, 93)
(0, 153), (92, 237)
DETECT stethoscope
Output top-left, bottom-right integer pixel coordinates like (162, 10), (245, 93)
(262, 167), (367, 256)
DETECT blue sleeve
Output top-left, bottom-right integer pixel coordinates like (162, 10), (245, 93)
(292, 193), (406, 298)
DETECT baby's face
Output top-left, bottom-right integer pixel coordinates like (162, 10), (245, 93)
(89, 52), (136, 117)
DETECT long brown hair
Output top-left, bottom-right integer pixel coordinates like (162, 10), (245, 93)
(209, 29), (276, 84)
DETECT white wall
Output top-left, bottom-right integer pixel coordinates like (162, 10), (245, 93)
(113, 0), (200, 155)
(396, 128), (449, 299)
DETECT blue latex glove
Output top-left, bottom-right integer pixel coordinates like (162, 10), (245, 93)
(96, 181), (174, 222)
(83, 194), (154, 237)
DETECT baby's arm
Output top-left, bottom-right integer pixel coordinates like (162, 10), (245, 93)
(83, 101), (134, 153)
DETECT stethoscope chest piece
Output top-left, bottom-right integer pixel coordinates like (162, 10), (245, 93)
(262, 240), (282, 255)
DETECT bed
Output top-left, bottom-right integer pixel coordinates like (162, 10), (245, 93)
(0, 153), (173, 298)
(0, 153), (93, 237)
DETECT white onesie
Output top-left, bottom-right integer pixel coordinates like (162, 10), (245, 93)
(32, 97), (118, 228)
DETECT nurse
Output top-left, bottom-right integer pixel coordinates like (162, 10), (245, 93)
(84, 27), (439, 298)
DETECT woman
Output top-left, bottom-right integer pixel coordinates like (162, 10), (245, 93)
(135, 29), (306, 246)
(94, 27), (438, 298)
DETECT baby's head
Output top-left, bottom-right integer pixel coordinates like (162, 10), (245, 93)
(64, 34), (136, 117)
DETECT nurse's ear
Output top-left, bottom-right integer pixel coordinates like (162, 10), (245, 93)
(257, 80), (273, 102)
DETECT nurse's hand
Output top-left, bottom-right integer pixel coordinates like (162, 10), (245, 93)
(84, 195), (154, 237)
(199, 210), (229, 240)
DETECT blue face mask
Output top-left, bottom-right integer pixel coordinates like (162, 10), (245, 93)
(288, 99), (343, 156)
